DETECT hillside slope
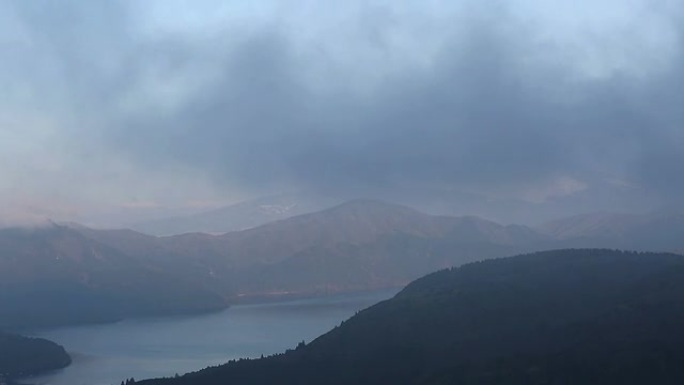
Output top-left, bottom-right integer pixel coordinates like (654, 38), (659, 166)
(0, 225), (227, 329)
(140, 249), (684, 385)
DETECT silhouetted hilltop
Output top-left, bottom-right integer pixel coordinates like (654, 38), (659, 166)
(0, 332), (71, 379)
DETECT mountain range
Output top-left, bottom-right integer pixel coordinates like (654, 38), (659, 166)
(2, 199), (684, 329)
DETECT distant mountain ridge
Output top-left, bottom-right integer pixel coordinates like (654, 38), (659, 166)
(537, 209), (684, 251)
(151, 200), (550, 298)
(4, 200), (684, 329)
(161, 200), (540, 265)
(0, 200), (547, 328)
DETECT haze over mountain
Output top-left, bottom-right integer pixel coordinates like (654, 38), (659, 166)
(129, 193), (343, 236)
(538, 209), (684, 251)
(140, 249), (684, 385)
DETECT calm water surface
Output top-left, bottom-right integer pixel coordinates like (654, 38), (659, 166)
(21, 289), (397, 385)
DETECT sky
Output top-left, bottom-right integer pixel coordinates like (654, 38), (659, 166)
(0, 0), (683, 226)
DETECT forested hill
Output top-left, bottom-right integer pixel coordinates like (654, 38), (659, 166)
(140, 249), (684, 385)
(0, 332), (71, 379)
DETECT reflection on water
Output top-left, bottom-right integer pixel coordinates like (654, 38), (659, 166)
(20, 289), (398, 385)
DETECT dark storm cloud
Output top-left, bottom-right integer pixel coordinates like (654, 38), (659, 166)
(109, 16), (577, 193)
(118, 5), (681, 205)
(3, 0), (684, 214)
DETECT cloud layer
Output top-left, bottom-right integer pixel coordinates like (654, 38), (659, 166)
(1, 0), (683, 224)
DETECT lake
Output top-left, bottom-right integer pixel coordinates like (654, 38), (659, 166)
(20, 289), (398, 385)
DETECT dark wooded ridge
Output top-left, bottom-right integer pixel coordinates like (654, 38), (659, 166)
(140, 249), (684, 385)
